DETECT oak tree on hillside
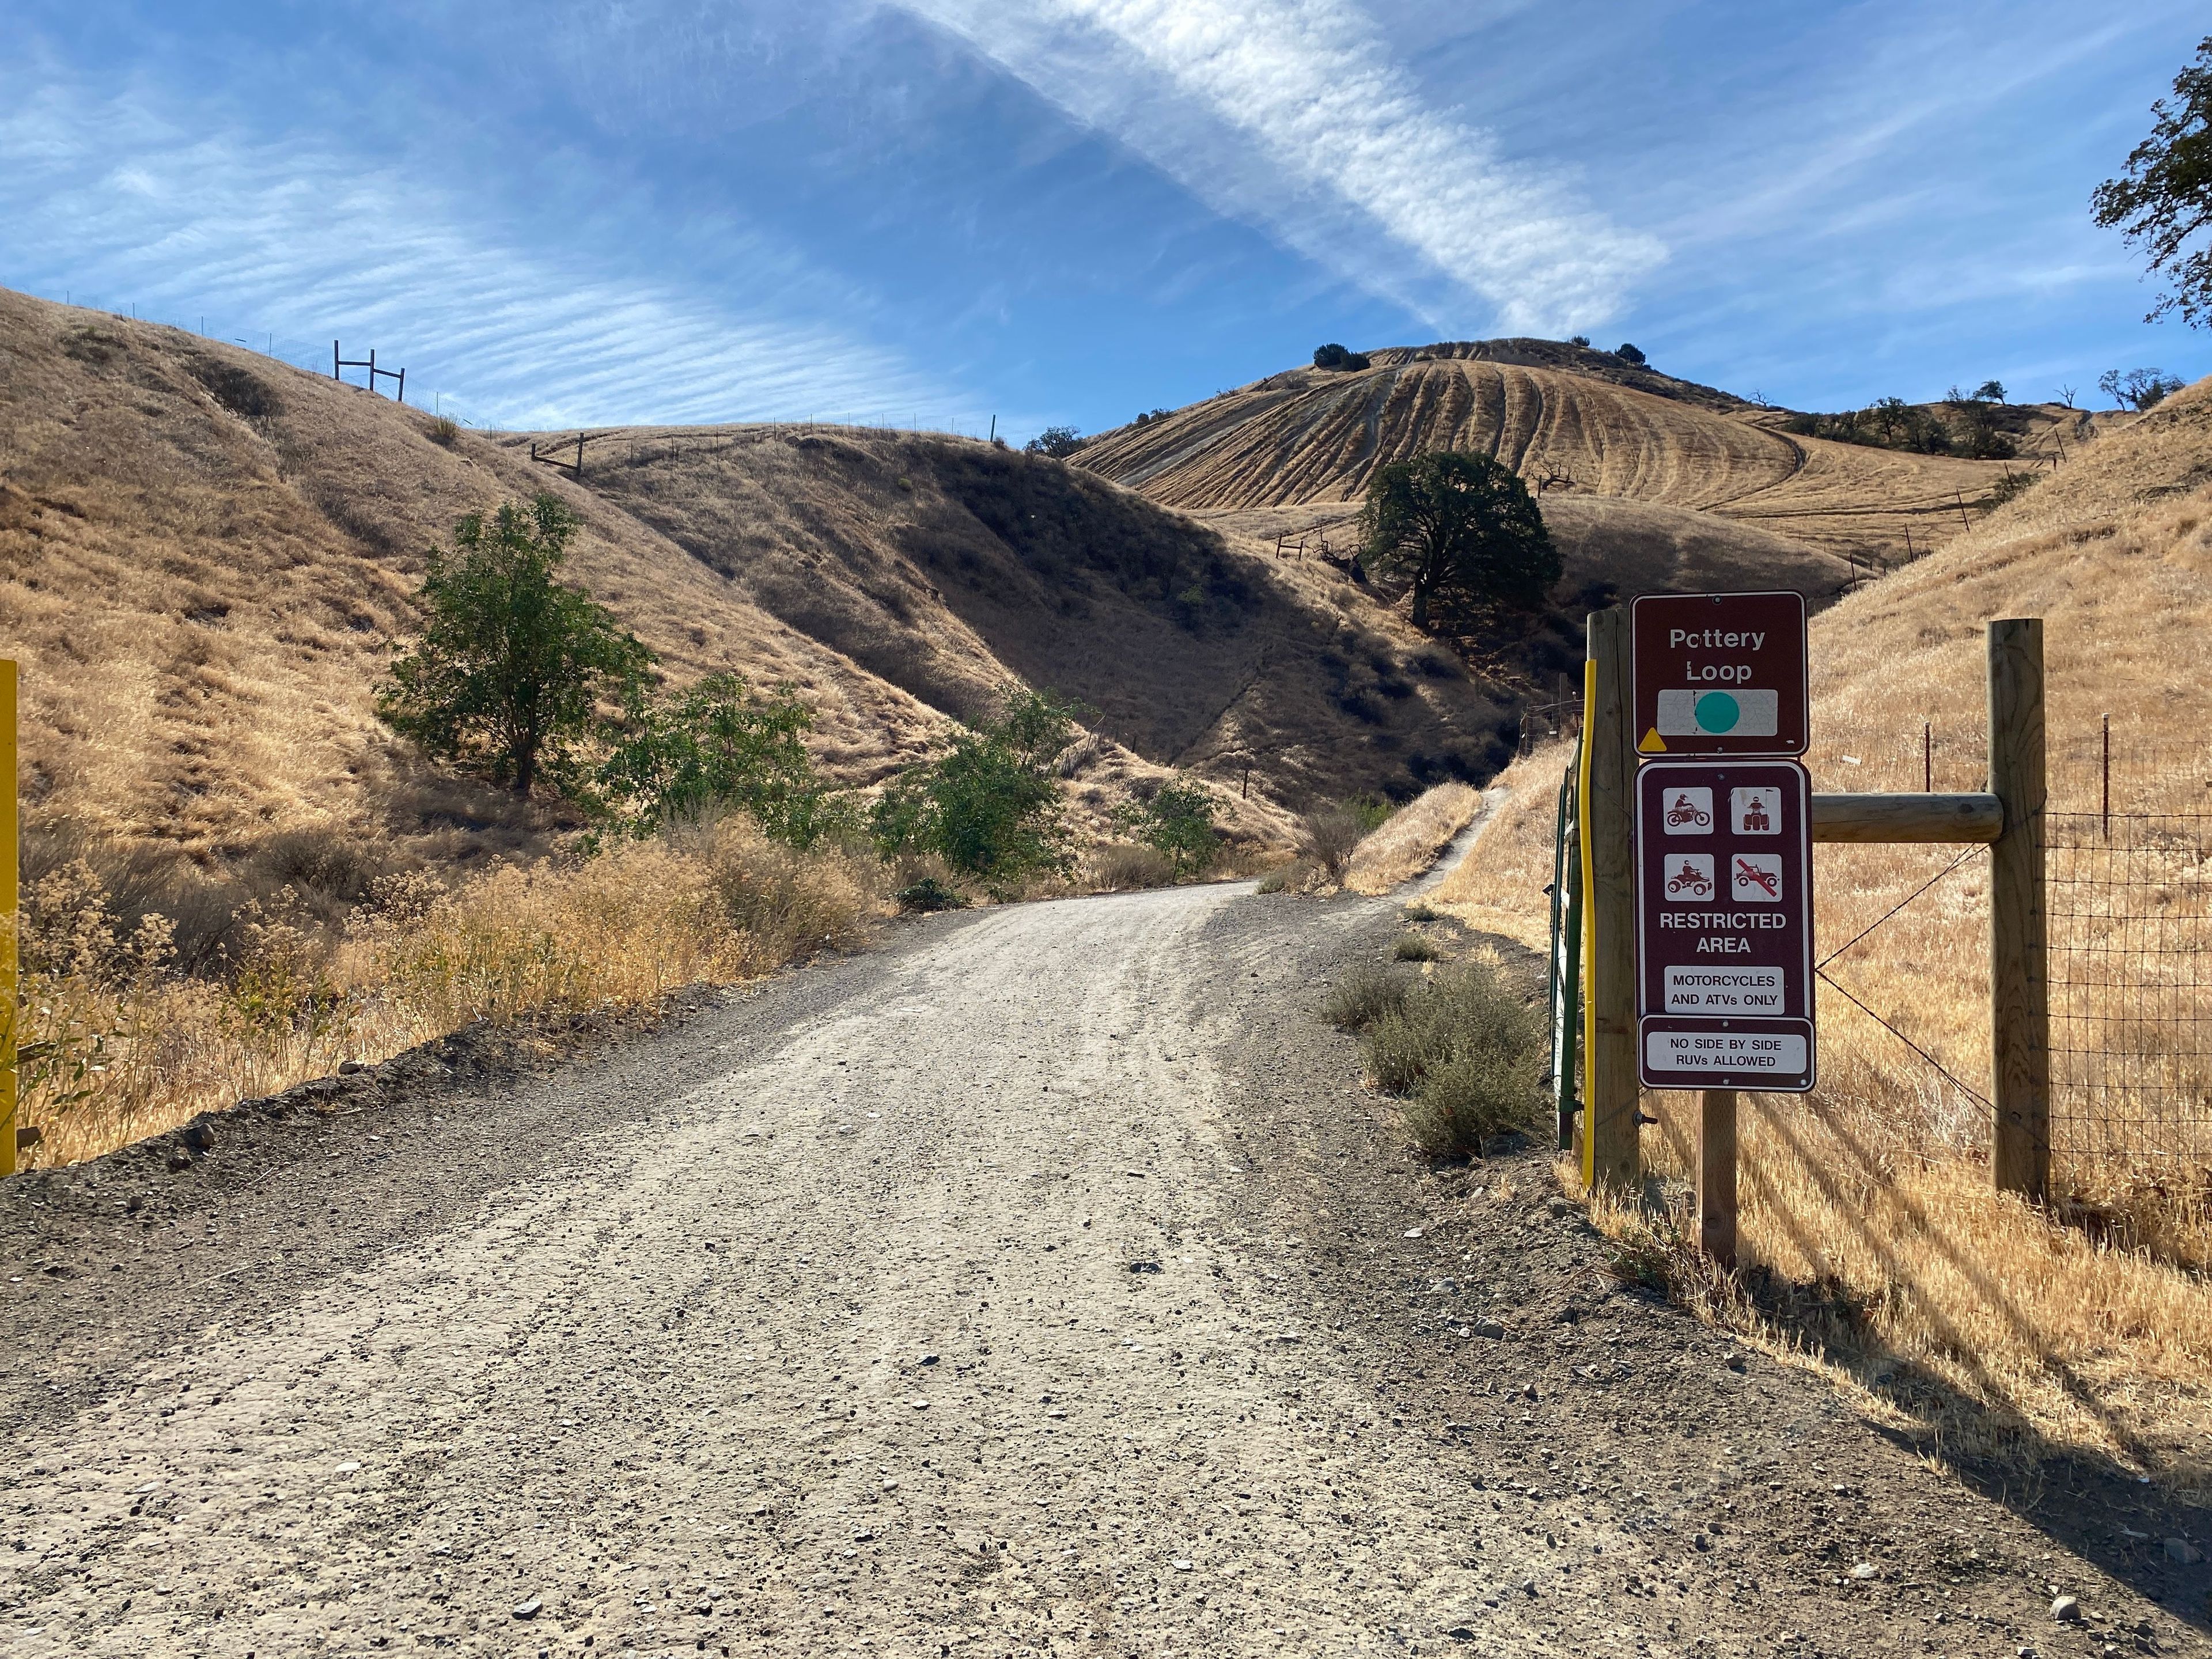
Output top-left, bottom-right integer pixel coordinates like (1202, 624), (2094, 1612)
(1024, 426), (1088, 458)
(377, 493), (653, 798)
(2094, 35), (2212, 328)
(2100, 366), (2188, 411)
(1357, 452), (1559, 631)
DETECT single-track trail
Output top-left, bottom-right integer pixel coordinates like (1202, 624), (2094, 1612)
(1, 885), (2203, 1657)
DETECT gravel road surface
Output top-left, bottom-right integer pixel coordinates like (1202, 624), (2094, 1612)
(2, 877), (2205, 1657)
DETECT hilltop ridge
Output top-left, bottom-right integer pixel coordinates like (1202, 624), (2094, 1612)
(1079, 338), (2108, 571)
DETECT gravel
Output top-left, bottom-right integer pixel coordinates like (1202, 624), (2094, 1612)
(0, 880), (2204, 1654)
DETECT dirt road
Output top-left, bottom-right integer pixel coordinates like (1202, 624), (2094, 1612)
(1, 880), (2205, 1657)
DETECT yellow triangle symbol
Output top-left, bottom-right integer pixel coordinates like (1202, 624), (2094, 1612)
(1639, 727), (1668, 753)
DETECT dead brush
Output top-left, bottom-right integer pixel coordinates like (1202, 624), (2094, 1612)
(13, 812), (885, 1169)
(1086, 842), (1176, 892)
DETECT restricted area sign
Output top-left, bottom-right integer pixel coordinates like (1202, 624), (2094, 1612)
(1631, 591), (1808, 757)
(1636, 759), (1816, 1091)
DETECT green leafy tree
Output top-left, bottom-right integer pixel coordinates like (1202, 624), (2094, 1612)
(597, 672), (851, 846)
(377, 494), (653, 797)
(2092, 36), (2212, 327)
(1973, 379), (2008, 403)
(2100, 366), (2187, 411)
(1117, 778), (1222, 878)
(1615, 342), (1647, 365)
(1024, 426), (1088, 458)
(1357, 452), (1560, 631)
(868, 687), (1086, 888)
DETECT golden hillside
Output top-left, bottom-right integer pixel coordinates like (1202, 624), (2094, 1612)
(1080, 338), (2101, 570)
(0, 288), (1512, 864)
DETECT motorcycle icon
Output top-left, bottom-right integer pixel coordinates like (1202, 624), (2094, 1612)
(1666, 794), (1712, 829)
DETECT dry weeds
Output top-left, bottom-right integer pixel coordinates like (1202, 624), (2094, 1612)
(1342, 781), (1483, 893)
(13, 818), (881, 1168)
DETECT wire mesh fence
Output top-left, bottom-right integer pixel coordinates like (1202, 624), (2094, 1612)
(2046, 810), (2212, 1179)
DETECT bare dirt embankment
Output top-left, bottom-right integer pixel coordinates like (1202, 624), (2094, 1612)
(3, 882), (2202, 1655)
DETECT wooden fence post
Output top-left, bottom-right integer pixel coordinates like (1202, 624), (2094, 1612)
(1698, 1089), (1737, 1267)
(1987, 618), (2049, 1199)
(1582, 607), (1640, 1192)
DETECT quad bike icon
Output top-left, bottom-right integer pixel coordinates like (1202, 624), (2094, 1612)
(1668, 863), (1713, 897)
(1666, 794), (1711, 829)
(1734, 858), (1781, 897)
(1740, 799), (1772, 832)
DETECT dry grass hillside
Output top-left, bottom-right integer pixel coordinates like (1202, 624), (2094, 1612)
(1080, 338), (2106, 570)
(509, 426), (1516, 814)
(1436, 374), (2212, 1490)
(0, 287), (1516, 876)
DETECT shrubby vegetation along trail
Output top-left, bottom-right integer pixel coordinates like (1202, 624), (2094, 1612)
(1, 885), (2200, 1656)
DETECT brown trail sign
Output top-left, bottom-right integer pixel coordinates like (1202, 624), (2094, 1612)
(1631, 590), (1808, 757)
(1637, 759), (1815, 1092)
(1575, 600), (2048, 1254)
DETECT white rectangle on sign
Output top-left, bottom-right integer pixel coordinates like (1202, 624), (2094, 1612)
(1730, 786), (1782, 835)
(1661, 853), (1715, 902)
(1663, 966), (1786, 1012)
(1656, 688), (1779, 738)
(1730, 852), (1784, 903)
(1644, 1030), (1810, 1074)
(1660, 786), (1713, 834)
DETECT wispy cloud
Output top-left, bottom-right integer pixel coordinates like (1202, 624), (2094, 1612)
(897, 0), (1664, 335)
(0, 64), (977, 431)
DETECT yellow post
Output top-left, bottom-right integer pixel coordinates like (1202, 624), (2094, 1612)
(1, 658), (16, 1178)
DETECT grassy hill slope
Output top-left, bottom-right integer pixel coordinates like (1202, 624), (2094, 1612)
(0, 288), (1512, 868)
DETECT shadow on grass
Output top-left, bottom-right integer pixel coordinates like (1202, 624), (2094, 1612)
(1622, 1101), (2211, 1631)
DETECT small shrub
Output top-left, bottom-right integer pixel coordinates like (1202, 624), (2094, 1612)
(895, 876), (966, 913)
(1300, 805), (1367, 880)
(1350, 794), (1396, 833)
(1115, 776), (1222, 877)
(429, 415), (460, 446)
(1089, 843), (1175, 892)
(1360, 962), (1543, 1156)
(1393, 932), (1439, 961)
(1987, 469), (2043, 508)
(1322, 961), (1411, 1031)
(1402, 900), (1438, 922)
(1313, 343), (1372, 372)
(1256, 861), (1312, 895)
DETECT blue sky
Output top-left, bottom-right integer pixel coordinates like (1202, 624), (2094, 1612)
(3, 1), (2206, 440)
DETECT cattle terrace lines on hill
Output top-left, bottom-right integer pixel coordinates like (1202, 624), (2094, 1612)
(1077, 338), (2112, 570)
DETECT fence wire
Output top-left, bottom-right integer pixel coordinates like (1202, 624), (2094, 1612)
(2046, 812), (2212, 1175)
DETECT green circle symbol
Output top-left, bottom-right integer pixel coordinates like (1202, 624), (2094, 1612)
(1694, 691), (1741, 733)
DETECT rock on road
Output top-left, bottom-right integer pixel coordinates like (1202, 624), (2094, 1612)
(1, 880), (2203, 1657)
